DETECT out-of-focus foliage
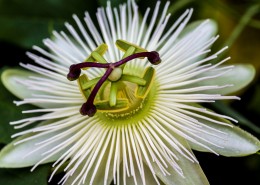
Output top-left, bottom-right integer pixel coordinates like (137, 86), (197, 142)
(0, 0), (98, 47)
(0, 0), (259, 185)
(0, 164), (50, 185)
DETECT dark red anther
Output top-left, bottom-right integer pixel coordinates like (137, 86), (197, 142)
(80, 102), (97, 117)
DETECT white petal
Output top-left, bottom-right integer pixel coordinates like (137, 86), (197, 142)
(192, 64), (255, 95)
(157, 19), (218, 77)
(1, 68), (82, 108)
(188, 113), (260, 156)
(0, 129), (66, 168)
(63, 162), (113, 185)
(120, 163), (158, 185)
(153, 137), (209, 185)
(63, 145), (114, 185)
(1, 69), (38, 100)
(179, 19), (217, 41)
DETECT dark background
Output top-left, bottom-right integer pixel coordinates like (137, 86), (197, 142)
(0, 0), (260, 184)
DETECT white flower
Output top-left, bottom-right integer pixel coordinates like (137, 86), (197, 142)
(0, 1), (259, 185)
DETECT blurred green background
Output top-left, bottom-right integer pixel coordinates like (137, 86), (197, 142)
(0, 0), (260, 184)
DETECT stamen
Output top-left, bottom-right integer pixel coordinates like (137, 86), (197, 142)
(147, 51), (161, 65)
(67, 45), (161, 116)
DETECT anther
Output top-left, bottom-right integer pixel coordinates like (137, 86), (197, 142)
(80, 102), (97, 117)
(67, 62), (110, 81)
(148, 51), (161, 65)
(67, 64), (81, 81)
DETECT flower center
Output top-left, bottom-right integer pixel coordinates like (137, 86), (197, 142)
(67, 40), (161, 117)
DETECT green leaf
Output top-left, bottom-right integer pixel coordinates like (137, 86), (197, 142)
(0, 0), (98, 47)
(0, 164), (50, 185)
(0, 68), (37, 144)
(187, 107), (260, 156)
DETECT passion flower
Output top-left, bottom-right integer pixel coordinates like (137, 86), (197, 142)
(0, 1), (259, 185)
